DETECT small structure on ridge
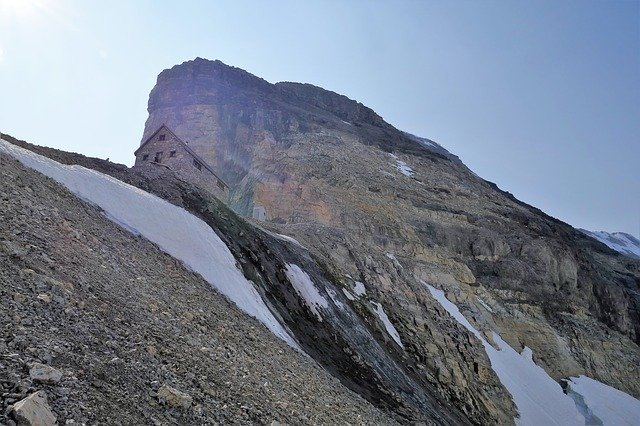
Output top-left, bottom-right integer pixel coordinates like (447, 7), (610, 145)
(133, 124), (229, 201)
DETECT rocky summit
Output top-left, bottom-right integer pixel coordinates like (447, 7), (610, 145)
(1, 57), (639, 425)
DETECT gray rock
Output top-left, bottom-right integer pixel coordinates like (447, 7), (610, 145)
(12, 391), (57, 426)
(29, 363), (62, 384)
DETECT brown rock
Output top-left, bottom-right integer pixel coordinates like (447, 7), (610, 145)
(157, 384), (192, 409)
(36, 294), (51, 304)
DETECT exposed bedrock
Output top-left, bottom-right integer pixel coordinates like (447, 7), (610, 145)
(135, 58), (640, 421)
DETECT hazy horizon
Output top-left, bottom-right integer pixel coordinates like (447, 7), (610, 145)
(0, 0), (638, 236)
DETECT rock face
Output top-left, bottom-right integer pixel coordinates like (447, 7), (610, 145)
(140, 58), (640, 422)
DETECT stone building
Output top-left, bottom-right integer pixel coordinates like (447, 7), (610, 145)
(133, 125), (229, 201)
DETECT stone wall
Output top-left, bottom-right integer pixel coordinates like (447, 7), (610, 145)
(134, 130), (228, 201)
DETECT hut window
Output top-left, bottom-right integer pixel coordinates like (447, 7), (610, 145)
(154, 152), (163, 163)
(158, 134), (166, 141)
(170, 150), (176, 157)
(193, 159), (202, 170)
(142, 154), (149, 161)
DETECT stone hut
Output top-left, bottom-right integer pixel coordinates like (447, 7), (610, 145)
(134, 125), (229, 201)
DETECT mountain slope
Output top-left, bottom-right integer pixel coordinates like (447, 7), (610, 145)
(579, 229), (640, 259)
(139, 58), (640, 422)
(0, 141), (395, 425)
(2, 58), (639, 425)
(1, 135), (474, 424)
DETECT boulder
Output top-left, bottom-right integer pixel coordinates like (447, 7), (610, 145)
(29, 363), (62, 384)
(12, 391), (57, 426)
(157, 384), (192, 409)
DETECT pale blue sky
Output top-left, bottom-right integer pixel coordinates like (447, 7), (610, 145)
(1, 0), (638, 236)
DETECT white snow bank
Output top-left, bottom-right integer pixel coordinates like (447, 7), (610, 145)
(0, 139), (298, 348)
(385, 252), (403, 269)
(424, 282), (584, 425)
(342, 288), (356, 301)
(477, 297), (494, 313)
(388, 153), (415, 177)
(262, 228), (307, 250)
(342, 281), (365, 301)
(284, 264), (329, 321)
(566, 375), (640, 425)
(581, 229), (640, 259)
(353, 281), (367, 297)
(395, 160), (415, 177)
(371, 302), (404, 348)
(326, 288), (345, 309)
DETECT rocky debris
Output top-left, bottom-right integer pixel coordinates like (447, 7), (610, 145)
(11, 391), (57, 426)
(28, 363), (62, 385)
(36, 294), (51, 304)
(157, 384), (192, 409)
(0, 151), (395, 425)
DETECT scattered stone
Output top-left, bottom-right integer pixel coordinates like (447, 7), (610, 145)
(13, 292), (27, 303)
(29, 363), (62, 384)
(11, 391), (57, 426)
(157, 384), (193, 409)
(36, 294), (51, 304)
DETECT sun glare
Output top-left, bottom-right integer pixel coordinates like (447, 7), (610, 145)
(0, 0), (46, 18)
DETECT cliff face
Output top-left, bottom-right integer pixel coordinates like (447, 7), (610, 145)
(140, 58), (640, 422)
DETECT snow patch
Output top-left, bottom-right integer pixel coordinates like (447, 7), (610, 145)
(396, 160), (414, 177)
(274, 232), (306, 249)
(371, 302), (404, 348)
(342, 288), (356, 301)
(326, 288), (345, 309)
(477, 297), (494, 313)
(0, 138), (299, 348)
(385, 252), (403, 269)
(566, 375), (640, 426)
(424, 282), (584, 425)
(396, 161), (414, 177)
(284, 264), (329, 321)
(581, 229), (640, 259)
(388, 153), (415, 176)
(353, 281), (367, 297)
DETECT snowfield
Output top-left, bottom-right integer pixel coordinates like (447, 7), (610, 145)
(0, 138), (299, 348)
(389, 153), (415, 177)
(425, 282), (640, 425)
(580, 229), (640, 259)
(566, 375), (640, 425)
(371, 302), (404, 348)
(284, 264), (329, 321)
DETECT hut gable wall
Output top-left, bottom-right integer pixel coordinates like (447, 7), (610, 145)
(134, 126), (229, 201)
